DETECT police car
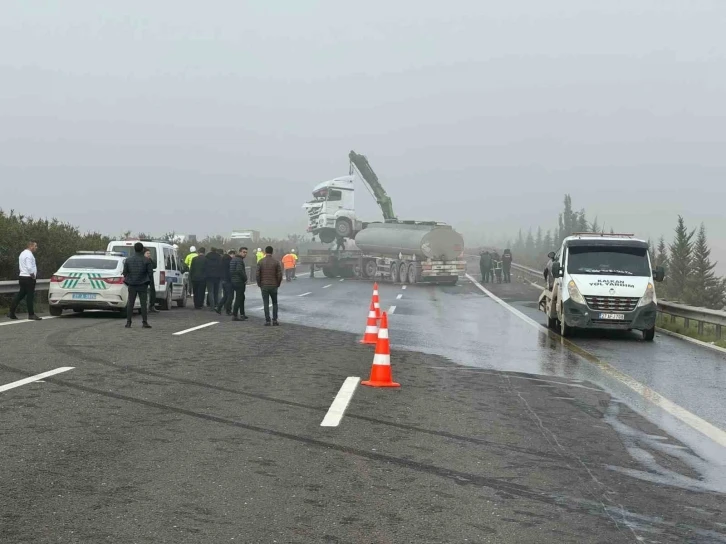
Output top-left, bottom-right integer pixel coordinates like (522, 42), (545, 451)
(48, 251), (141, 317)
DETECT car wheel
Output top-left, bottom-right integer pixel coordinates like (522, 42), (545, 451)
(160, 287), (172, 310)
(177, 288), (187, 308)
(49, 306), (63, 317)
(643, 326), (655, 342)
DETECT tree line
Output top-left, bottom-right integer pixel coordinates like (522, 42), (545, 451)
(507, 195), (726, 310)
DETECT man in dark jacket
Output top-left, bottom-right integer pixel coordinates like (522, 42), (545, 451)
(144, 248), (158, 313)
(215, 250), (235, 316)
(189, 247), (207, 309)
(204, 247), (223, 309)
(502, 249), (513, 283)
(479, 251), (492, 283)
(122, 242), (153, 328)
(230, 247), (249, 321)
(256, 246), (283, 326)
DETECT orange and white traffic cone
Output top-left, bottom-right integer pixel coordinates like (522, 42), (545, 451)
(361, 312), (400, 388)
(359, 300), (379, 345)
(372, 282), (382, 320)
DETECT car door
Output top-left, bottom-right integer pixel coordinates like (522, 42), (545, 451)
(166, 247), (182, 300)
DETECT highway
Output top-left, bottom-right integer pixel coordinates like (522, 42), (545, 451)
(2, 273), (726, 543)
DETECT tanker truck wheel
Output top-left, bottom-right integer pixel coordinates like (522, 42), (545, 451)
(322, 266), (336, 278)
(363, 259), (378, 280)
(398, 262), (409, 284)
(407, 263), (420, 284)
(335, 218), (352, 238)
(318, 229), (336, 244)
(389, 261), (400, 283)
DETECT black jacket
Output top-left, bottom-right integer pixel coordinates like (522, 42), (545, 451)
(230, 255), (248, 285)
(147, 258), (157, 283)
(189, 254), (206, 282)
(220, 254), (233, 282)
(204, 251), (223, 279)
(123, 252), (153, 287)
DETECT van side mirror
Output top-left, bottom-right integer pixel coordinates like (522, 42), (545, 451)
(653, 266), (665, 283)
(547, 252), (556, 260)
(551, 262), (562, 278)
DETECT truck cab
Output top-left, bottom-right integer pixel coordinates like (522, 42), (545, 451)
(303, 175), (362, 244)
(541, 233), (665, 341)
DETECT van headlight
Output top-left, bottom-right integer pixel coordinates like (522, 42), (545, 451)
(637, 283), (655, 307)
(567, 280), (586, 305)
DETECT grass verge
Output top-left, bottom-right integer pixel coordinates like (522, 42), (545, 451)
(656, 313), (726, 349)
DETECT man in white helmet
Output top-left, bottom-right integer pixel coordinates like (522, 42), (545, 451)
(256, 248), (264, 263)
(184, 246), (198, 296)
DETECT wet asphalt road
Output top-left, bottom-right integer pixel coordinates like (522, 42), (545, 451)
(1, 274), (725, 542)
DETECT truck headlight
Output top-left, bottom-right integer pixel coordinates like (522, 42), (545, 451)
(637, 283), (655, 307)
(567, 280), (586, 305)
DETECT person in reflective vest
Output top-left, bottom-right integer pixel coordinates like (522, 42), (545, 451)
(281, 251), (296, 282)
(256, 248), (264, 263)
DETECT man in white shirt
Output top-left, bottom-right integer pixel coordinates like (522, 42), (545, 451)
(7, 241), (42, 321)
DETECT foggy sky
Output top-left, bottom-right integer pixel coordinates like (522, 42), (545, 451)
(2, 1), (725, 269)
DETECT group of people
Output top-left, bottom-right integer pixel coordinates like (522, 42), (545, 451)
(184, 245), (285, 325)
(479, 248), (513, 284)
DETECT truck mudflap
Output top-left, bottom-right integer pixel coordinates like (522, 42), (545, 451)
(563, 299), (657, 331)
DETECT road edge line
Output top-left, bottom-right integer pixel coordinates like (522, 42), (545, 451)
(656, 327), (726, 356)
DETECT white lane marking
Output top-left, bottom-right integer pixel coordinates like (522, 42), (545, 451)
(464, 273), (726, 449)
(320, 377), (361, 427)
(388, 305), (397, 315)
(0, 316), (58, 327)
(396, 294), (403, 300)
(0, 367), (74, 393)
(299, 292), (312, 297)
(340, 279), (345, 282)
(322, 284), (332, 289)
(402, 286), (407, 290)
(172, 322), (219, 336)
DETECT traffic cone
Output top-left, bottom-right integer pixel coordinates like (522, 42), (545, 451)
(372, 282), (382, 320)
(359, 300), (379, 345)
(361, 312), (400, 388)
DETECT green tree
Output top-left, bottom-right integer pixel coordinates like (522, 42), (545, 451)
(577, 210), (588, 232)
(524, 228), (535, 265)
(542, 230), (553, 254)
(686, 224), (725, 309)
(668, 216), (695, 302)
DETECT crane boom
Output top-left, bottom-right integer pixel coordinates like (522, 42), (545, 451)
(348, 150), (397, 222)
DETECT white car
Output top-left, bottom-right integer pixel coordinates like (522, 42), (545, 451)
(48, 251), (141, 317)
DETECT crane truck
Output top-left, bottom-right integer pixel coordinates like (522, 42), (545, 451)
(300, 151), (466, 285)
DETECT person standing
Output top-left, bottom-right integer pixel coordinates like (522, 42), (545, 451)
(502, 249), (513, 284)
(256, 246), (282, 326)
(7, 241), (42, 321)
(281, 251), (296, 282)
(189, 247), (207, 309)
(479, 251), (492, 284)
(184, 246), (198, 296)
(215, 249), (236, 316)
(144, 249), (158, 313)
(256, 248), (264, 264)
(204, 247), (223, 309)
(230, 247), (249, 321)
(122, 242), (153, 329)
(291, 249), (298, 279)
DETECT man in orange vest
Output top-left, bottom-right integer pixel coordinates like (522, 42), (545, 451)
(281, 250), (297, 282)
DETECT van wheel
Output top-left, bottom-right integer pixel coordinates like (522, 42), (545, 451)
(547, 316), (558, 329)
(49, 306), (63, 317)
(560, 318), (572, 338)
(643, 327), (655, 342)
(159, 288), (172, 310)
(176, 288), (187, 308)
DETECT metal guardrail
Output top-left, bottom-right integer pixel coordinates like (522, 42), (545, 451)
(0, 279), (50, 295)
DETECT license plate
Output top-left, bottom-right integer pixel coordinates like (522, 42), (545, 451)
(599, 313), (625, 320)
(72, 293), (98, 300)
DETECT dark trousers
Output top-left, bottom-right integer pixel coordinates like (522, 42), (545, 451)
(127, 285), (149, 323)
(10, 277), (36, 316)
(206, 278), (220, 308)
(217, 280), (234, 313)
(261, 286), (278, 322)
(480, 267), (491, 283)
(285, 268), (293, 282)
(192, 280), (206, 308)
(148, 283), (156, 309)
(232, 283), (246, 317)
(503, 264), (511, 283)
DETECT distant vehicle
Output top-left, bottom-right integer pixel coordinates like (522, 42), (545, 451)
(48, 251), (141, 317)
(230, 229), (260, 246)
(538, 233), (665, 341)
(300, 151), (465, 285)
(106, 240), (187, 309)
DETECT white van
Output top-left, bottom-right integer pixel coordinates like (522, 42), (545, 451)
(540, 233), (665, 341)
(106, 240), (187, 310)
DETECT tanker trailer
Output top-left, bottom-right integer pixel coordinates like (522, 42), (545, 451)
(299, 222), (466, 285)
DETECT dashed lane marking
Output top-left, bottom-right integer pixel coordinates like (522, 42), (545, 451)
(388, 306), (397, 315)
(0, 367), (74, 393)
(172, 322), (219, 336)
(339, 279), (345, 282)
(322, 284), (332, 289)
(402, 286), (407, 290)
(464, 273), (726, 449)
(0, 316), (58, 327)
(396, 294), (403, 300)
(299, 292), (312, 297)
(320, 377), (360, 427)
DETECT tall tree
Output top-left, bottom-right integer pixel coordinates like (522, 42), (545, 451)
(591, 217), (601, 234)
(686, 224), (725, 309)
(525, 228), (535, 264)
(542, 230), (553, 254)
(513, 229), (525, 256)
(655, 237), (668, 268)
(534, 227), (543, 257)
(668, 216), (695, 302)
(577, 210), (588, 232)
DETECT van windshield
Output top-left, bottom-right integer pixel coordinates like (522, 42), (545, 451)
(567, 246), (650, 276)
